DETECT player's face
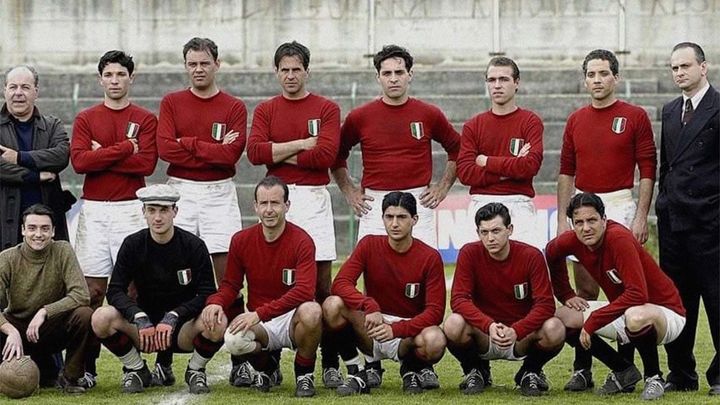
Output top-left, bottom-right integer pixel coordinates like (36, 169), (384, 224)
(254, 185), (290, 230)
(670, 47), (707, 95)
(477, 216), (512, 258)
(185, 50), (219, 91)
(276, 55), (308, 99)
(486, 65), (518, 107)
(583, 59), (618, 103)
(377, 57), (412, 104)
(4, 67), (38, 120)
(571, 206), (607, 250)
(143, 205), (177, 237)
(99, 63), (134, 101)
(21, 214), (55, 251)
(382, 205), (417, 242)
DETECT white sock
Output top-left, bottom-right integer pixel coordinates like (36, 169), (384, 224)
(345, 355), (364, 371)
(119, 347), (144, 370)
(188, 351), (210, 371)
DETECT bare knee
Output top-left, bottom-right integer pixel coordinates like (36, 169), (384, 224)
(539, 317), (566, 349)
(322, 295), (346, 329)
(416, 326), (446, 361)
(91, 306), (119, 338)
(624, 306), (653, 331)
(298, 302), (322, 328)
(442, 313), (467, 343)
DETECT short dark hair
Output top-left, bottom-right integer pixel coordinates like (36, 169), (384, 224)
(474, 202), (511, 227)
(672, 42), (706, 64)
(4, 65), (39, 87)
(373, 45), (413, 73)
(566, 193), (606, 219)
(582, 49), (619, 76)
(254, 175), (289, 202)
(486, 56), (520, 81)
(381, 192), (417, 217)
(274, 41), (311, 70)
(98, 50), (135, 76)
(22, 204), (55, 226)
(183, 37), (219, 61)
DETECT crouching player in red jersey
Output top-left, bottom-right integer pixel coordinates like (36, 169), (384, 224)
(323, 192), (446, 395)
(444, 203), (564, 396)
(546, 193), (686, 400)
(201, 176), (321, 398)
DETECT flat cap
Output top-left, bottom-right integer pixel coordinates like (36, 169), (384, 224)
(136, 184), (180, 206)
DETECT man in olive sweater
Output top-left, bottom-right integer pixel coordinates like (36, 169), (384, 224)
(0, 204), (92, 394)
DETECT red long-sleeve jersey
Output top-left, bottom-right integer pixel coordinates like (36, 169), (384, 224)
(546, 221), (685, 334)
(457, 108), (543, 197)
(157, 89), (246, 181)
(70, 103), (158, 201)
(331, 235), (446, 338)
(247, 93), (340, 185)
(559, 100), (656, 192)
(332, 98), (460, 190)
(205, 222), (316, 322)
(450, 240), (555, 340)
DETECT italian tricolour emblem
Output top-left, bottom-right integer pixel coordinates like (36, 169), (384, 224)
(282, 268), (296, 286)
(405, 283), (420, 298)
(606, 269), (623, 284)
(307, 119), (320, 137)
(514, 282), (529, 300)
(125, 122), (140, 139)
(177, 269), (192, 285)
(509, 138), (524, 156)
(612, 117), (626, 134)
(410, 122), (424, 140)
(211, 123), (226, 141)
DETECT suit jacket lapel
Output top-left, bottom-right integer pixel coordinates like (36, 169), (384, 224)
(669, 86), (719, 164)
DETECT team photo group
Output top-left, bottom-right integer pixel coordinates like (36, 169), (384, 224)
(0, 36), (717, 401)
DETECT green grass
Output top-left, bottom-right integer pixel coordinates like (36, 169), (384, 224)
(8, 228), (717, 403)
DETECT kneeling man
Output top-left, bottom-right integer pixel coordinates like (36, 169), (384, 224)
(546, 193), (686, 400)
(92, 184), (222, 394)
(201, 176), (321, 398)
(444, 203), (564, 396)
(0, 204), (92, 394)
(323, 192), (446, 395)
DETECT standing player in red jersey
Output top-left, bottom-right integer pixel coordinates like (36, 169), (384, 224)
(157, 37), (246, 286)
(456, 56), (544, 249)
(201, 176), (321, 398)
(556, 49), (657, 391)
(70, 50), (158, 388)
(246, 41), (342, 388)
(323, 192), (446, 395)
(547, 193), (686, 401)
(331, 45), (460, 250)
(444, 203), (563, 397)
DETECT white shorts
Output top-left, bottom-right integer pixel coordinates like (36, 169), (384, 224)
(286, 185), (337, 261)
(260, 309), (296, 352)
(358, 187), (437, 248)
(468, 194), (544, 250)
(365, 314), (407, 363)
(480, 341), (525, 361)
(585, 301), (686, 345)
(74, 199), (145, 277)
(167, 177), (242, 254)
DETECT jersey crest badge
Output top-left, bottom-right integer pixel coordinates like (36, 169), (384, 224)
(282, 268), (296, 286)
(514, 282), (529, 300)
(308, 119), (320, 137)
(126, 122), (140, 139)
(177, 268), (192, 285)
(611, 117), (626, 134)
(606, 269), (623, 284)
(211, 123), (226, 141)
(410, 122), (424, 140)
(405, 283), (420, 298)
(509, 138), (525, 156)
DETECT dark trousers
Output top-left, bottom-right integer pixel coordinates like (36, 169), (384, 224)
(658, 213), (720, 386)
(0, 306), (93, 380)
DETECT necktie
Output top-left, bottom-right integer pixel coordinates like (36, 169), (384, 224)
(683, 98), (694, 126)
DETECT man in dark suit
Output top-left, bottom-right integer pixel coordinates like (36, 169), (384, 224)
(656, 42), (719, 396)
